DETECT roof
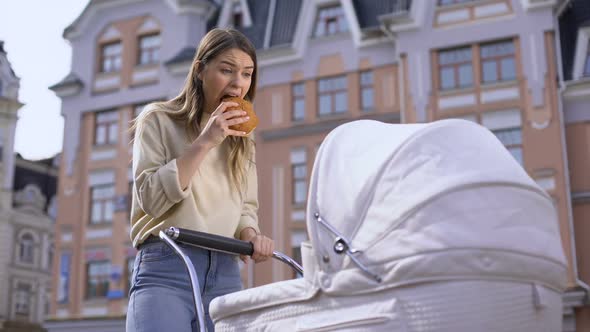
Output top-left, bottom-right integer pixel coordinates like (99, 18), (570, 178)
(235, 0), (271, 49)
(164, 47), (196, 65)
(558, 0), (590, 80)
(352, 0), (412, 29)
(269, 0), (302, 47)
(64, 0), (217, 39)
(49, 72), (83, 91)
(228, 0), (409, 50)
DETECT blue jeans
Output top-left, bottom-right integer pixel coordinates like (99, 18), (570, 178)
(126, 239), (242, 332)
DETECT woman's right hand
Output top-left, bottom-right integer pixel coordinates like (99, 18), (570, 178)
(198, 101), (250, 148)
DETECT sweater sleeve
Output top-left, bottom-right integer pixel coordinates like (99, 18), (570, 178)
(234, 157), (261, 238)
(132, 115), (191, 219)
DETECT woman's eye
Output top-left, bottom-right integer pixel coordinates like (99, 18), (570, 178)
(221, 68), (232, 74)
(243, 72), (252, 78)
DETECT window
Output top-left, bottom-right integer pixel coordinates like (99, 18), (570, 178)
(313, 5), (348, 37)
(19, 233), (34, 264)
(360, 71), (374, 111)
(86, 261), (110, 299)
(291, 148), (307, 205)
(138, 34), (160, 66)
(318, 75), (347, 116)
(438, 47), (473, 90)
(584, 41), (590, 77)
(90, 184), (115, 224)
(481, 40), (516, 83)
(100, 42), (122, 73)
(14, 282), (31, 316)
(95, 110), (119, 145)
(292, 83), (305, 121)
(57, 252), (71, 304)
(438, 0), (476, 5)
(492, 128), (523, 165)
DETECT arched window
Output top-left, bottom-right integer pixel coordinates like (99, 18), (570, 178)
(19, 233), (34, 264)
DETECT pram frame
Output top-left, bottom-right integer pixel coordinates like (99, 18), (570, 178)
(158, 227), (303, 332)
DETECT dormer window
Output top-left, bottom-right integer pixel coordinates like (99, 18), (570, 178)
(232, 1), (243, 28)
(100, 41), (122, 73)
(313, 5), (348, 38)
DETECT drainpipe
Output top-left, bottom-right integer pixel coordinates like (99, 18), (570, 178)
(554, 1), (590, 296)
(380, 22), (406, 124)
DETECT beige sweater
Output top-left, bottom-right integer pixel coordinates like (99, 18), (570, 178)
(130, 108), (260, 248)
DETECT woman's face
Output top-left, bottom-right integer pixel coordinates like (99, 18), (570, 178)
(199, 48), (254, 114)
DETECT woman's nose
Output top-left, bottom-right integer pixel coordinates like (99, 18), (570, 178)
(231, 74), (247, 88)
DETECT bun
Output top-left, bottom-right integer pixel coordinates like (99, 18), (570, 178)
(222, 96), (259, 134)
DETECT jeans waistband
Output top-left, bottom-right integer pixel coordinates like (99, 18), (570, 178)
(138, 235), (161, 249)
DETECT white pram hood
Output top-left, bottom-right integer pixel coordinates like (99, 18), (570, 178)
(306, 119), (567, 294)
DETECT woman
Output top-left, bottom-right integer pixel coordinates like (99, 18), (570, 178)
(126, 28), (274, 332)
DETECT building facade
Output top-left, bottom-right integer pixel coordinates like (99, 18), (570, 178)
(47, 0), (589, 331)
(0, 42), (59, 332)
(558, 0), (590, 330)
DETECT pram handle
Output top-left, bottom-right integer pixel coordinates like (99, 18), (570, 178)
(166, 226), (254, 256)
(164, 227), (304, 275)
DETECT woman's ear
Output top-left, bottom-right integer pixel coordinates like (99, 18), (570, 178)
(195, 61), (204, 81)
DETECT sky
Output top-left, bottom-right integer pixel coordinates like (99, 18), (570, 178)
(0, 1), (90, 160)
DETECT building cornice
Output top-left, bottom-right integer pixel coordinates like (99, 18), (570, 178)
(572, 191), (590, 203)
(49, 73), (84, 98)
(64, 0), (216, 40)
(520, 0), (558, 11)
(260, 112), (400, 142)
(562, 77), (590, 100)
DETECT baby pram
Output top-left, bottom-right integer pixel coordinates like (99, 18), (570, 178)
(163, 119), (568, 331)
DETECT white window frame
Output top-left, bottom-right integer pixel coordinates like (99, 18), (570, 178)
(89, 183), (116, 225)
(94, 110), (119, 146)
(312, 4), (349, 38)
(292, 82), (305, 121)
(573, 26), (590, 80)
(137, 33), (161, 66)
(290, 148), (307, 206)
(481, 110), (524, 166)
(16, 230), (38, 266)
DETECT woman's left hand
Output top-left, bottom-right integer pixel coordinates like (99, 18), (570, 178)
(240, 228), (274, 264)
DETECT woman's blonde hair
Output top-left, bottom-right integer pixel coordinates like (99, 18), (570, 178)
(133, 28), (257, 193)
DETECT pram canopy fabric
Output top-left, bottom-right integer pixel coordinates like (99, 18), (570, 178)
(306, 119), (567, 294)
